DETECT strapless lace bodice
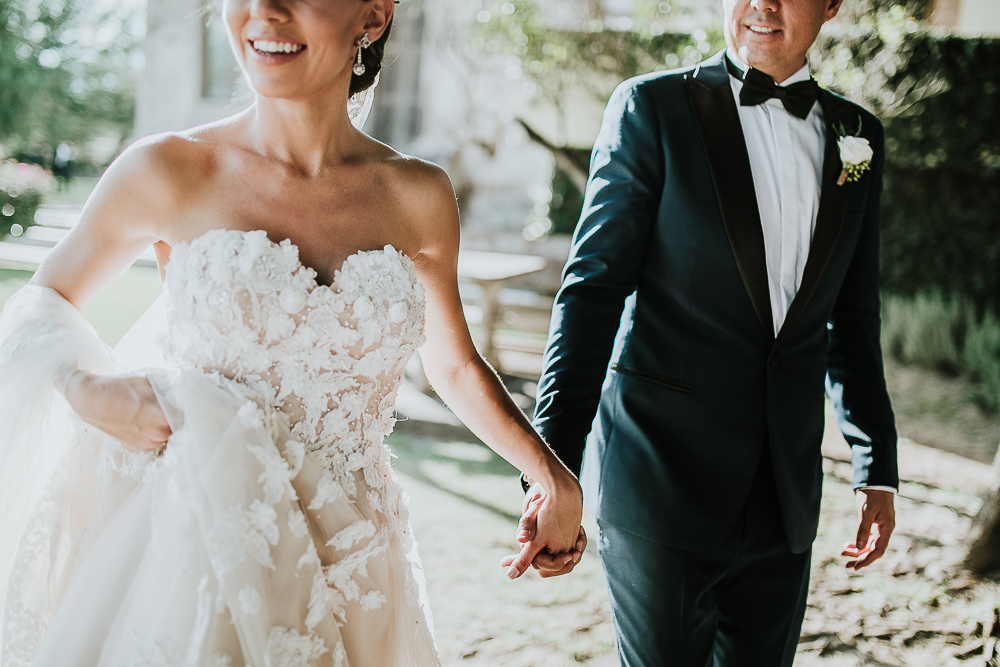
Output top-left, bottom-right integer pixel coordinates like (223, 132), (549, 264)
(163, 229), (425, 509)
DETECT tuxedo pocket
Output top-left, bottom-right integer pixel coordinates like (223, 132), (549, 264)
(611, 364), (695, 393)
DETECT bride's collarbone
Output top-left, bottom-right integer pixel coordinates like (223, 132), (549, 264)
(154, 155), (426, 276)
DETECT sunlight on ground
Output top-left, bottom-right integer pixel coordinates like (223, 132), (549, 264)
(394, 430), (618, 666)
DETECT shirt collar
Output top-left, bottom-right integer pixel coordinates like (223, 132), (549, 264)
(725, 48), (811, 87)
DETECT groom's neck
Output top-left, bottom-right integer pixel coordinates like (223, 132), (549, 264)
(734, 52), (808, 84)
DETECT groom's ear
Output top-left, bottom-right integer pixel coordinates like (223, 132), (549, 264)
(822, 0), (844, 23)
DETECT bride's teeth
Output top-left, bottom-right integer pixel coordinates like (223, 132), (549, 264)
(253, 40), (304, 54)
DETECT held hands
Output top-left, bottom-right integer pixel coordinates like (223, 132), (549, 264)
(842, 488), (895, 570)
(500, 481), (587, 579)
(64, 370), (172, 452)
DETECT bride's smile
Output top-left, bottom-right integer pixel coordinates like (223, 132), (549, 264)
(225, 0), (385, 101)
(247, 38), (307, 63)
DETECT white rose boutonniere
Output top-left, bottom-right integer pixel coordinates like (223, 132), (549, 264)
(836, 119), (873, 186)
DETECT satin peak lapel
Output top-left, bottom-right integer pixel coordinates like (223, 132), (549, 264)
(773, 91), (853, 348)
(687, 56), (773, 338)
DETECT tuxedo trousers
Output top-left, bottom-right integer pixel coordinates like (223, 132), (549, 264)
(598, 447), (811, 667)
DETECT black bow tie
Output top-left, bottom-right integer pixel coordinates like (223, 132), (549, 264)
(725, 55), (819, 120)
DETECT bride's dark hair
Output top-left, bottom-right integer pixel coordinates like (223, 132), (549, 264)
(350, 12), (393, 96)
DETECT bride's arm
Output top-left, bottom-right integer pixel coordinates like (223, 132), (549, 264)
(32, 138), (177, 308)
(401, 162), (583, 577)
(29, 137), (184, 450)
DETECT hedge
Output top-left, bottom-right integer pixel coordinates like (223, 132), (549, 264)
(882, 291), (1000, 412)
(874, 34), (1000, 315)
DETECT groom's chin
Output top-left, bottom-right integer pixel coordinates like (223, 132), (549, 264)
(736, 43), (785, 72)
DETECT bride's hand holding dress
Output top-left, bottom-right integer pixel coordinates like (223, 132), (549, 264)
(63, 371), (172, 452)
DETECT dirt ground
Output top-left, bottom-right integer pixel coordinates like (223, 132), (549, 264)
(393, 385), (1000, 666)
(884, 356), (1000, 465)
(392, 429), (618, 666)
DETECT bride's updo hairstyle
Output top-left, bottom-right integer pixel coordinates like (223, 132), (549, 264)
(350, 11), (393, 96)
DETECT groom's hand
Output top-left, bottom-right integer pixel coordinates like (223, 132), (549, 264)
(841, 489), (895, 570)
(500, 483), (587, 578)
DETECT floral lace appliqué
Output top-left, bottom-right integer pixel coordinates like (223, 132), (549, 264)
(160, 229), (433, 648)
(162, 230), (425, 537)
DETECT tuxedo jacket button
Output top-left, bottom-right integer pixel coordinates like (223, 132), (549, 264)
(770, 354), (780, 368)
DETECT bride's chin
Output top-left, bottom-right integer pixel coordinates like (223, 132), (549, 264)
(244, 75), (291, 96)
(243, 73), (349, 104)
(244, 79), (311, 103)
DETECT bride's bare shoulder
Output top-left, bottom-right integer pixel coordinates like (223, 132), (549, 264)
(106, 128), (227, 197)
(86, 122), (242, 236)
(377, 152), (460, 258)
(364, 149), (458, 263)
(381, 152), (458, 222)
(72, 133), (199, 239)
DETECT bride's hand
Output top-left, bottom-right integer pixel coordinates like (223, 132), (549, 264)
(500, 476), (585, 579)
(64, 371), (172, 452)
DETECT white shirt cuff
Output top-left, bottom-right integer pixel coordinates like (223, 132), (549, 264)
(855, 485), (898, 494)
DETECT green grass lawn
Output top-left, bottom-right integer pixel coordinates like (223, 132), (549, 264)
(41, 176), (100, 208)
(0, 266), (162, 346)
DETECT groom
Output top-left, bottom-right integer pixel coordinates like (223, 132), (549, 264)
(517, 0), (898, 664)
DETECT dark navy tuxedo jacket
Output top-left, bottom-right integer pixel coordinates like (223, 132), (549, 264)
(531, 52), (898, 554)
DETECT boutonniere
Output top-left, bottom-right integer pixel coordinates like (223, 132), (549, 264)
(835, 119), (873, 186)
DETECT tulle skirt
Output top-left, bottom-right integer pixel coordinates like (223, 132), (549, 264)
(0, 291), (440, 666)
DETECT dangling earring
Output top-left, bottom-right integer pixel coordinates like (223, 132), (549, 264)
(353, 33), (371, 76)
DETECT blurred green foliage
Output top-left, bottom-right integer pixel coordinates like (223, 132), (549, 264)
(0, 159), (51, 235)
(811, 4), (1000, 316)
(882, 292), (1000, 413)
(468, 0), (725, 116)
(0, 0), (140, 161)
(0, 189), (41, 236)
(549, 160), (587, 236)
(467, 0), (725, 239)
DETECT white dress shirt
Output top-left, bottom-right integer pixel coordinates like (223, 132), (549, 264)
(726, 50), (825, 336)
(726, 51), (897, 494)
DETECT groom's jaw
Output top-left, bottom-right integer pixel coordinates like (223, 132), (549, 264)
(723, 0), (842, 83)
(738, 18), (788, 76)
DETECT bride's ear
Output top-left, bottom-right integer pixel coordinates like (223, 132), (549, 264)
(362, 0), (394, 43)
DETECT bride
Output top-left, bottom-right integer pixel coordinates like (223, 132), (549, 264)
(0, 0), (586, 664)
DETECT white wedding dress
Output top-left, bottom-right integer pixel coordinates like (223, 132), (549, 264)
(0, 228), (441, 666)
